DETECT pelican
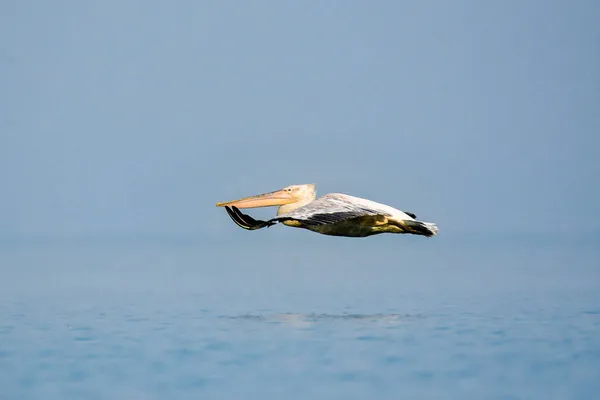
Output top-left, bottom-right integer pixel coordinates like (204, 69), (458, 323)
(216, 184), (438, 238)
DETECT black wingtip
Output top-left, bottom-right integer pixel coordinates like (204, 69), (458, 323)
(225, 206), (274, 231)
(225, 206), (251, 229)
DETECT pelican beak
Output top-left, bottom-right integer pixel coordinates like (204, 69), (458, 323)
(216, 188), (296, 209)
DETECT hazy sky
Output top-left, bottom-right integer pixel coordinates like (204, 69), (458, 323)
(2, 1), (599, 240)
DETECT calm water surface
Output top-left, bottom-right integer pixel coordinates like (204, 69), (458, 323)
(1, 237), (598, 399)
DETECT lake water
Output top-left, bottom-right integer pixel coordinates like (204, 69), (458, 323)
(1, 235), (599, 399)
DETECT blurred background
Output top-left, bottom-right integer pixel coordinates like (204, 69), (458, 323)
(1, 2), (599, 399)
(2, 1), (598, 243)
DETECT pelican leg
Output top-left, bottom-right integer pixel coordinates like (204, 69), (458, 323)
(225, 206), (276, 230)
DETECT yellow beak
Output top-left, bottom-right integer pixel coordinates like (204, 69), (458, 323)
(216, 189), (297, 209)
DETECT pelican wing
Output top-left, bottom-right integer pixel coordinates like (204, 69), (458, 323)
(224, 194), (390, 231)
(277, 193), (397, 225)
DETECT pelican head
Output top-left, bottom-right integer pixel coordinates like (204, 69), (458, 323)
(216, 184), (316, 215)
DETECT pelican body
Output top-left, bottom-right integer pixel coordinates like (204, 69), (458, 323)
(216, 184), (438, 238)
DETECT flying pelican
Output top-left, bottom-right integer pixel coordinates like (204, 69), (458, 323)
(216, 184), (438, 238)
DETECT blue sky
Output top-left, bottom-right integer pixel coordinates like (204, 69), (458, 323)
(2, 1), (599, 241)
